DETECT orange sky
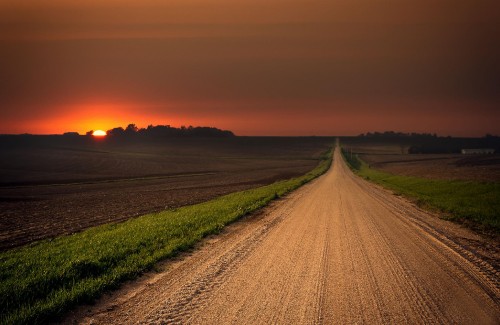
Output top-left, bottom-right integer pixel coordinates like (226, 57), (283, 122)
(1, 0), (499, 136)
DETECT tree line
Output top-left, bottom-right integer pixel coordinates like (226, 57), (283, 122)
(342, 131), (499, 154)
(86, 124), (234, 138)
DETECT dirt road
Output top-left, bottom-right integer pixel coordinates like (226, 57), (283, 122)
(67, 147), (499, 324)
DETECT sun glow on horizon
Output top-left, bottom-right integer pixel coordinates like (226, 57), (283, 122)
(92, 130), (107, 137)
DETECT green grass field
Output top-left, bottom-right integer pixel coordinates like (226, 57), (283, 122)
(341, 149), (500, 233)
(0, 150), (332, 325)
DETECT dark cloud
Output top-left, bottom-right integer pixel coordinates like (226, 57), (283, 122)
(0, 0), (499, 135)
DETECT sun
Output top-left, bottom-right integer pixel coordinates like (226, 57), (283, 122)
(92, 130), (107, 137)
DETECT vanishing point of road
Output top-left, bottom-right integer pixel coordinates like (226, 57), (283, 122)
(69, 146), (500, 324)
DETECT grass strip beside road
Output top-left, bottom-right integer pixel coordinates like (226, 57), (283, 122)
(0, 150), (332, 325)
(341, 149), (500, 233)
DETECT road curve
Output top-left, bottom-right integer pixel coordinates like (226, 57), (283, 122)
(68, 146), (500, 324)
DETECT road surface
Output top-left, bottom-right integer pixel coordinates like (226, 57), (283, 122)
(68, 146), (499, 324)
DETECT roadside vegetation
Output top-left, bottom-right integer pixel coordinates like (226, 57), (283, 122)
(342, 149), (500, 233)
(0, 149), (332, 325)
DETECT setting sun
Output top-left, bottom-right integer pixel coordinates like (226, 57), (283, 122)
(92, 130), (106, 137)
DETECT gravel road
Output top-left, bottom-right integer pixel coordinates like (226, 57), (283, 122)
(66, 146), (500, 324)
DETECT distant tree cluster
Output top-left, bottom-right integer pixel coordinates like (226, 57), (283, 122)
(86, 124), (235, 138)
(63, 132), (80, 137)
(343, 131), (500, 154)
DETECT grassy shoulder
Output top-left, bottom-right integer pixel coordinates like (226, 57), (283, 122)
(0, 150), (332, 325)
(341, 149), (500, 233)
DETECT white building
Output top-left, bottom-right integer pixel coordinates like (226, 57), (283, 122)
(461, 148), (495, 154)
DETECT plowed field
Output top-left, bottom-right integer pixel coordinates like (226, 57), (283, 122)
(0, 137), (332, 250)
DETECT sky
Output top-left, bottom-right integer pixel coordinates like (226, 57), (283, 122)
(0, 0), (499, 136)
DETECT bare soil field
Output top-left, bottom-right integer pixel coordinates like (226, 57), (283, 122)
(341, 139), (500, 182)
(359, 153), (500, 182)
(0, 136), (332, 250)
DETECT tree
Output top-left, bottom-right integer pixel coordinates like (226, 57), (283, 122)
(125, 124), (138, 134)
(107, 127), (125, 136)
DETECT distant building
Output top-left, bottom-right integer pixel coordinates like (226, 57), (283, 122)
(461, 148), (495, 154)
